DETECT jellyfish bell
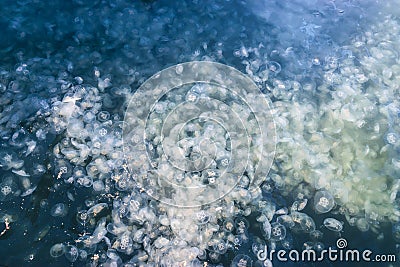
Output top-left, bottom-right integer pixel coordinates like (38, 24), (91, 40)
(50, 243), (65, 258)
(231, 254), (253, 267)
(65, 245), (79, 262)
(314, 190), (335, 213)
(323, 218), (343, 232)
(270, 222), (286, 241)
(50, 203), (68, 217)
(0, 175), (19, 201)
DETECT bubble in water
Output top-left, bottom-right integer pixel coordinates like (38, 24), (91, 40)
(314, 190), (335, 213)
(50, 203), (68, 217)
(50, 243), (65, 258)
(231, 254), (252, 267)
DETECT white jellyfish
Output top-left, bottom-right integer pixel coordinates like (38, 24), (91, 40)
(0, 176), (18, 202)
(50, 243), (65, 258)
(231, 254), (253, 267)
(323, 218), (343, 232)
(356, 218), (369, 232)
(270, 222), (286, 241)
(300, 215), (316, 233)
(213, 239), (228, 254)
(50, 203), (68, 217)
(65, 245), (79, 262)
(314, 190), (335, 213)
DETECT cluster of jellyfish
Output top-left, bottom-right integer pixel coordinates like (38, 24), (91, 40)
(43, 16), (400, 265)
(0, 2), (399, 267)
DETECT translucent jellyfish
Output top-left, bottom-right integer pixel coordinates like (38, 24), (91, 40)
(266, 61), (281, 75)
(0, 177), (18, 201)
(291, 198), (308, 211)
(75, 176), (93, 188)
(50, 243), (65, 258)
(231, 254), (253, 267)
(270, 222), (286, 241)
(194, 210), (210, 225)
(356, 218), (369, 232)
(233, 235), (243, 246)
(262, 220), (271, 239)
(323, 218), (343, 232)
(92, 180), (105, 192)
(386, 132), (397, 144)
(213, 240), (228, 254)
(314, 190), (335, 213)
(64, 245), (79, 262)
(251, 238), (266, 256)
(50, 203), (68, 217)
(223, 219), (235, 232)
(263, 259), (273, 267)
(115, 233), (134, 256)
(76, 210), (89, 225)
(277, 215), (295, 228)
(87, 203), (108, 218)
(97, 111), (110, 122)
(235, 217), (249, 229)
(300, 214), (316, 233)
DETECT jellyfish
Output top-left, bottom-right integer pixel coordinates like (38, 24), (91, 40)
(65, 245), (79, 262)
(300, 214), (316, 233)
(50, 243), (65, 258)
(50, 203), (68, 217)
(314, 190), (335, 213)
(270, 222), (286, 241)
(323, 218), (343, 232)
(234, 217), (249, 230)
(92, 180), (104, 192)
(262, 220), (272, 240)
(356, 218), (369, 232)
(223, 219), (235, 232)
(0, 178), (18, 202)
(76, 210), (88, 225)
(213, 240), (228, 254)
(266, 61), (281, 75)
(231, 254), (253, 267)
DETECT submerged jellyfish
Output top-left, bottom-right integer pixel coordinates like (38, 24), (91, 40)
(50, 243), (65, 258)
(314, 190), (335, 213)
(270, 222), (286, 241)
(323, 218), (343, 232)
(51, 203), (68, 217)
(0, 177), (18, 201)
(65, 245), (79, 262)
(231, 254), (252, 267)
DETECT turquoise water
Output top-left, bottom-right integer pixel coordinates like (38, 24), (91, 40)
(0, 0), (399, 266)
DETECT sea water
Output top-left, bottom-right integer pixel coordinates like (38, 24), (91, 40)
(0, 0), (399, 266)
